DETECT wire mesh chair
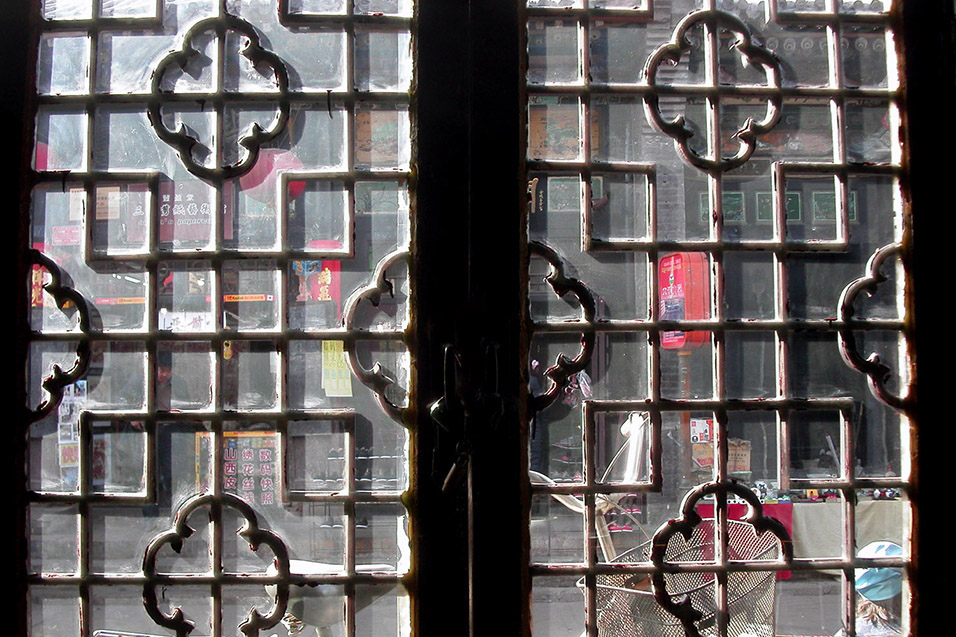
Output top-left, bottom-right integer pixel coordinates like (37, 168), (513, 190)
(529, 412), (782, 637)
(585, 518), (781, 637)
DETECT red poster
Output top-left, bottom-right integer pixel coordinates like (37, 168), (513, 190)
(316, 260), (341, 319)
(292, 258), (342, 320)
(660, 252), (710, 350)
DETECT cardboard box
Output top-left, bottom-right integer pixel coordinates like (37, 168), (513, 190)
(692, 441), (714, 472)
(728, 438), (751, 474)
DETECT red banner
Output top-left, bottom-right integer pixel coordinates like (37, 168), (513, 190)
(660, 252), (710, 350)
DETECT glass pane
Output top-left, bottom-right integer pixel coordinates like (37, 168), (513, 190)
(37, 34), (90, 95)
(29, 504), (79, 574)
(532, 576), (585, 637)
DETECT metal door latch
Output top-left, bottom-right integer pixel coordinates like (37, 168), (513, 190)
(429, 343), (503, 494)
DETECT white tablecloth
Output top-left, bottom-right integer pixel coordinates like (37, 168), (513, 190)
(791, 500), (905, 559)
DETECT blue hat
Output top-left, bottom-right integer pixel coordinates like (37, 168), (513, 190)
(855, 541), (902, 602)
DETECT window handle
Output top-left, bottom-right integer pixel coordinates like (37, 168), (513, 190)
(429, 343), (503, 494)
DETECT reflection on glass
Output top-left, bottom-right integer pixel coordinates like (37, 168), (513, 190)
(589, 23), (644, 84)
(355, 30), (412, 92)
(38, 34), (90, 95)
(354, 105), (411, 171)
(588, 172), (650, 242)
(528, 96), (583, 161)
(43, 0), (93, 20)
(35, 108), (87, 171)
(158, 262), (215, 332)
(157, 343), (214, 411)
(595, 411), (651, 485)
(91, 585), (213, 635)
(90, 421), (146, 494)
(532, 577), (584, 637)
(531, 494), (585, 564)
(220, 341), (279, 411)
(90, 182), (152, 255)
(528, 20), (582, 85)
(354, 585), (411, 637)
(222, 261), (279, 331)
(30, 586), (79, 636)
(287, 419), (349, 493)
(29, 504), (78, 574)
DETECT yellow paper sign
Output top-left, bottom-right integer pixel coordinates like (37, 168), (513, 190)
(322, 340), (353, 398)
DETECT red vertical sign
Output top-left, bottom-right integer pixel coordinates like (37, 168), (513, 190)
(659, 252), (710, 350)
